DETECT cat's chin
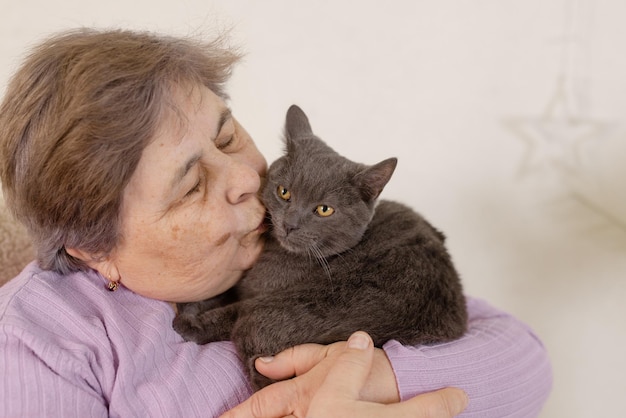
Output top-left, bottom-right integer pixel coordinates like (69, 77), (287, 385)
(273, 232), (318, 255)
(273, 234), (345, 258)
(273, 235), (305, 254)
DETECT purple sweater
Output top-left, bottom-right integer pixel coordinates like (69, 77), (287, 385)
(0, 262), (551, 417)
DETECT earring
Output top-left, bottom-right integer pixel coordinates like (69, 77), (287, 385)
(107, 276), (119, 292)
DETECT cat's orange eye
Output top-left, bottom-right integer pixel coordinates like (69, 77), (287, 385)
(315, 205), (335, 217)
(277, 186), (291, 201)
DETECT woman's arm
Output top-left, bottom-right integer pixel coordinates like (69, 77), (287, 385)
(384, 297), (552, 416)
(222, 331), (468, 418)
(228, 296), (552, 417)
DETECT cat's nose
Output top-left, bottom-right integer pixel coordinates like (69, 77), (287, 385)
(284, 222), (299, 235)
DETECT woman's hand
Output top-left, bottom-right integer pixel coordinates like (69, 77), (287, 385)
(221, 331), (468, 417)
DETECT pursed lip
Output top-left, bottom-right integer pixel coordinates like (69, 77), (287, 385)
(256, 217), (269, 234)
(254, 206), (270, 233)
(240, 211), (269, 246)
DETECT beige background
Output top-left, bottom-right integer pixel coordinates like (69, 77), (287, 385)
(1, 1), (625, 417)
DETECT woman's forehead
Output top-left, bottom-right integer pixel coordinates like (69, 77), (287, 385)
(159, 84), (227, 141)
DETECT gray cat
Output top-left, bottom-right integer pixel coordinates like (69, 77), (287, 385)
(173, 105), (467, 390)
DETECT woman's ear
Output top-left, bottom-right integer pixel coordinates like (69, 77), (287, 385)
(65, 247), (120, 281)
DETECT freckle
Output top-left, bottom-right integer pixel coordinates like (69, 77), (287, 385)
(214, 232), (231, 246)
(171, 224), (180, 240)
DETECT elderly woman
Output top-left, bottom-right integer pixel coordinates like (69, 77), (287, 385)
(0, 29), (551, 417)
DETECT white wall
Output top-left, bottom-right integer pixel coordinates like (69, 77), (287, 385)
(2, 1), (625, 416)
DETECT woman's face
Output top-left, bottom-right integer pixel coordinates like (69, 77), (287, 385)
(108, 85), (267, 302)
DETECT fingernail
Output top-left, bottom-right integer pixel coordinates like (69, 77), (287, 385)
(347, 332), (370, 350)
(258, 356), (274, 363)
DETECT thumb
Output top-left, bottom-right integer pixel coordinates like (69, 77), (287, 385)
(316, 331), (374, 399)
(396, 387), (469, 418)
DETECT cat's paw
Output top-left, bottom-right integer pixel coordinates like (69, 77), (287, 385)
(172, 313), (210, 344)
(248, 358), (278, 391)
(173, 305), (238, 344)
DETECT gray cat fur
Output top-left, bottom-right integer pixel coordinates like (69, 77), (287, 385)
(173, 105), (467, 390)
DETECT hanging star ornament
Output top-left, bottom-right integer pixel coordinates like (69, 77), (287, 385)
(504, 76), (625, 236)
(504, 76), (611, 180)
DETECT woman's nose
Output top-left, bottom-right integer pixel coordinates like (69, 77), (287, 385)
(225, 158), (262, 204)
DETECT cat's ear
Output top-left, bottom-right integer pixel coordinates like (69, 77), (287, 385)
(354, 158), (398, 202)
(285, 105), (313, 143)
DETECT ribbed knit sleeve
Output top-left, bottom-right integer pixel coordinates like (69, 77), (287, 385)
(383, 297), (552, 417)
(1, 325), (109, 417)
(0, 263), (253, 417)
(2, 264), (551, 417)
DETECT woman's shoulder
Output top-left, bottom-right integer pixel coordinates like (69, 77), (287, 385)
(0, 264), (253, 416)
(0, 262), (171, 349)
(0, 262), (68, 318)
(0, 264), (119, 396)
(2, 262), (132, 318)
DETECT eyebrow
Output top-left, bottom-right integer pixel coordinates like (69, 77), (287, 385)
(169, 107), (233, 191)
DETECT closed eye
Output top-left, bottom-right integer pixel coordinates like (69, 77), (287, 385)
(217, 135), (234, 150)
(185, 180), (201, 197)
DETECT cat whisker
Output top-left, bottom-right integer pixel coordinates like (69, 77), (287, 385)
(306, 245), (316, 268)
(309, 244), (333, 282)
(331, 246), (351, 266)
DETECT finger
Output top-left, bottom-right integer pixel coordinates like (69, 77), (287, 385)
(390, 387), (469, 418)
(219, 379), (298, 418)
(315, 331), (374, 400)
(255, 341), (340, 380)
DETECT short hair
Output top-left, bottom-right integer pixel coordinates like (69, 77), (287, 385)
(0, 28), (241, 273)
